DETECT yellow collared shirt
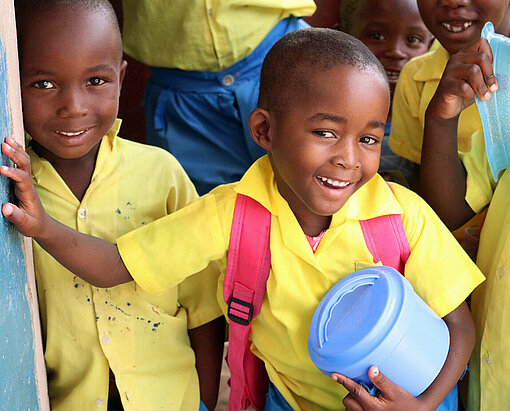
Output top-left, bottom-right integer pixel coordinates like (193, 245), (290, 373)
(30, 120), (222, 410)
(461, 135), (510, 411)
(121, 0), (316, 71)
(389, 41), (482, 164)
(118, 156), (484, 410)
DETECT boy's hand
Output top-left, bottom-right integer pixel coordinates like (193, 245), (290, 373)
(428, 38), (497, 122)
(0, 136), (49, 238)
(332, 366), (426, 411)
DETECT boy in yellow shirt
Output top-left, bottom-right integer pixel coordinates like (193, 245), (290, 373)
(12, 1), (223, 409)
(2, 28), (484, 410)
(419, 34), (510, 410)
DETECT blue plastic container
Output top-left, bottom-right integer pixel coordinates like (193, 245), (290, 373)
(308, 266), (450, 397)
(475, 22), (510, 181)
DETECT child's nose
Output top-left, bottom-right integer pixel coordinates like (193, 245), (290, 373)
(439, 0), (469, 8)
(57, 89), (88, 118)
(332, 142), (361, 170)
(385, 38), (408, 59)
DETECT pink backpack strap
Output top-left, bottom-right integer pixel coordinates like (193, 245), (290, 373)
(359, 183), (410, 274)
(224, 194), (271, 411)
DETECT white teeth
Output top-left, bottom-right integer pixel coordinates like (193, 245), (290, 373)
(442, 21), (473, 33)
(56, 130), (86, 136)
(318, 176), (350, 187)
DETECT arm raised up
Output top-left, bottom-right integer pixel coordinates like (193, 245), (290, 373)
(421, 38), (497, 230)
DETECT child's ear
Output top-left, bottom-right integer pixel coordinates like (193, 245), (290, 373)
(249, 108), (273, 150)
(119, 60), (128, 90)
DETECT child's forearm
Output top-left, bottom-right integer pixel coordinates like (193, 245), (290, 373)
(418, 302), (475, 409)
(35, 215), (132, 287)
(421, 111), (474, 230)
(1, 136), (132, 287)
(189, 316), (225, 411)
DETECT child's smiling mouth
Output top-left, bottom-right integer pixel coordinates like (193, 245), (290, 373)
(317, 175), (351, 189)
(55, 129), (90, 137)
(441, 21), (473, 33)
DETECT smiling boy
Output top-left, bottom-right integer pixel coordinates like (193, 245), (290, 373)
(2, 28), (484, 410)
(13, 1), (223, 410)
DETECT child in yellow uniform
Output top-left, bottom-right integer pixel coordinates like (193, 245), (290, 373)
(389, 0), (510, 167)
(12, 1), (223, 410)
(418, 34), (510, 410)
(2, 28), (484, 410)
(338, 0), (433, 188)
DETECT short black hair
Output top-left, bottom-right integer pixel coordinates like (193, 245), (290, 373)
(258, 28), (388, 115)
(14, 0), (122, 60)
(338, 0), (368, 34)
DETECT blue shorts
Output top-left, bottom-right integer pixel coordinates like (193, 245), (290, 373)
(144, 17), (309, 194)
(262, 381), (458, 410)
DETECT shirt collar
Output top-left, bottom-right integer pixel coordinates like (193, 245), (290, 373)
(29, 119), (122, 198)
(235, 155), (403, 224)
(413, 40), (450, 82)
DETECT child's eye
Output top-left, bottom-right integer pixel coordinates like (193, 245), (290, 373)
(368, 32), (385, 41)
(407, 35), (424, 44)
(32, 80), (55, 89)
(87, 77), (106, 86)
(315, 130), (336, 139)
(360, 136), (378, 145)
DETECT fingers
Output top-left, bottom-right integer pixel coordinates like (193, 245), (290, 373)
(1, 136), (32, 174)
(332, 373), (374, 409)
(2, 202), (27, 228)
(342, 394), (364, 411)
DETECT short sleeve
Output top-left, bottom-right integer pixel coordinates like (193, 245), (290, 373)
(459, 129), (497, 213)
(388, 64), (425, 164)
(393, 186), (485, 317)
(117, 193), (230, 296)
(178, 261), (223, 329)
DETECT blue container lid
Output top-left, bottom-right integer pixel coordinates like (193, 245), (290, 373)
(475, 21), (510, 181)
(308, 266), (409, 375)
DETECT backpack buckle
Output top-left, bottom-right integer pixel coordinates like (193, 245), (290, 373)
(227, 297), (253, 325)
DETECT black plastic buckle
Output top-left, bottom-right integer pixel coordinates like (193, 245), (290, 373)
(227, 297), (253, 325)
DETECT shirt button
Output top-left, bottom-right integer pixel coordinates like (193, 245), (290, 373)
(96, 398), (106, 407)
(484, 355), (493, 365)
(497, 266), (505, 278)
(207, 8), (212, 15)
(78, 208), (87, 219)
(101, 335), (111, 346)
(222, 74), (235, 87)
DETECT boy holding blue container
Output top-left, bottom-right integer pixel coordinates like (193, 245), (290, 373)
(2, 28), (484, 410)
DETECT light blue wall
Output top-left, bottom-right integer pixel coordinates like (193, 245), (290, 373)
(0, 38), (39, 411)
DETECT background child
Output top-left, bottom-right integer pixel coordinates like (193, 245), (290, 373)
(419, 35), (509, 410)
(338, 0), (433, 187)
(389, 0), (510, 169)
(120, 0), (316, 195)
(13, 1), (224, 409)
(388, 0), (510, 251)
(2, 28), (484, 410)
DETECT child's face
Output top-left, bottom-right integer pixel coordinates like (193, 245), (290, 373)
(19, 9), (126, 162)
(262, 66), (389, 233)
(417, 0), (509, 54)
(350, 0), (433, 93)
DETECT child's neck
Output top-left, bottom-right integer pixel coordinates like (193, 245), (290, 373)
(32, 141), (100, 202)
(299, 215), (332, 238)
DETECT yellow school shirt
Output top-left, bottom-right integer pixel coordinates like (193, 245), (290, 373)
(121, 0), (316, 71)
(389, 41), (482, 164)
(118, 156), (484, 410)
(461, 134), (510, 411)
(29, 120), (222, 410)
